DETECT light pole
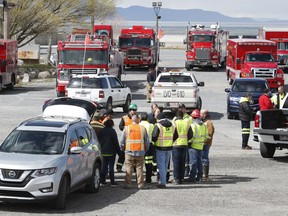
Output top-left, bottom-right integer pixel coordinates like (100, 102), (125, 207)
(152, 2), (162, 73)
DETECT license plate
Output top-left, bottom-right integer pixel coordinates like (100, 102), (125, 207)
(279, 135), (288, 141)
(169, 103), (178, 107)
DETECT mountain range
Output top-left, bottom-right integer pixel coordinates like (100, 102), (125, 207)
(116, 6), (283, 22)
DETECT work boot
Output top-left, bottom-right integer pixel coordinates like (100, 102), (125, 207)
(203, 165), (209, 181)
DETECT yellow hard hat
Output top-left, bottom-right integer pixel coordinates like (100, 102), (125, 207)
(87, 57), (93, 62)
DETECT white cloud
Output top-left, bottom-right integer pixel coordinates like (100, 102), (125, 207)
(116, 0), (288, 20)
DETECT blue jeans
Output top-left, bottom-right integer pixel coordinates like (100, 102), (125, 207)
(172, 148), (187, 182)
(202, 145), (211, 166)
(156, 149), (171, 185)
(101, 155), (116, 184)
(188, 148), (203, 181)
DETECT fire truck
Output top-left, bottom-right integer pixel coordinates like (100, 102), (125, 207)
(259, 27), (288, 72)
(184, 24), (228, 71)
(0, 39), (18, 92)
(56, 26), (123, 97)
(226, 39), (284, 90)
(118, 25), (157, 68)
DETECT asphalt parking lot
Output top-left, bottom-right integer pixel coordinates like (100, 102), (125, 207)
(1, 49), (288, 215)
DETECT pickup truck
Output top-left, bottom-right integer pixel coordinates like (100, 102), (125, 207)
(254, 95), (288, 158)
(151, 71), (204, 111)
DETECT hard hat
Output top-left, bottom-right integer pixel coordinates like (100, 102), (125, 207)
(128, 103), (138, 111)
(87, 57), (93, 62)
(191, 109), (200, 118)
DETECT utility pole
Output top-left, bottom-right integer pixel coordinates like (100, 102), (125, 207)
(90, 0), (95, 35)
(152, 2), (162, 75)
(0, 0), (15, 39)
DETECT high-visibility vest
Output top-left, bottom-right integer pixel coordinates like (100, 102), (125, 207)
(154, 123), (174, 148)
(189, 123), (208, 150)
(123, 115), (133, 126)
(139, 120), (154, 143)
(183, 113), (193, 124)
(174, 119), (189, 146)
(124, 124), (146, 151)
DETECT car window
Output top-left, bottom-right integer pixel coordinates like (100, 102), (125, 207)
(0, 130), (64, 154)
(69, 130), (79, 149)
(232, 81), (267, 92)
(76, 127), (90, 147)
(158, 75), (193, 83)
(68, 77), (108, 89)
(108, 77), (123, 88)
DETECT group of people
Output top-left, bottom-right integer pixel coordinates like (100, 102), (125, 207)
(91, 102), (215, 189)
(238, 86), (286, 150)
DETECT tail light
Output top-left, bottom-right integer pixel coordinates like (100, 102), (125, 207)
(65, 89), (68, 97)
(99, 90), (104, 98)
(254, 113), (259, 128)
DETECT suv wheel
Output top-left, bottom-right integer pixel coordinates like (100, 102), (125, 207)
(196, 97), (202, 110)
(260, 142), (275, 158)
(106, 98), (113, 110)
(86, 163), (101, 193)
(123, 95), (131, 113)
(53, 175), (69, 210)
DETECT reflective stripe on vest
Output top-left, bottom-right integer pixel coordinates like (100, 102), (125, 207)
(174, 119), (189, 146)
(155, 123), (174, 148)
(190, 123), (207, 150)
(140, 121), (154, 143)
(123, 115), (133, 126)
(125, 124), (145, 151)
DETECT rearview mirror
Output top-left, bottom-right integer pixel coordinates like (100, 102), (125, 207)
(70, 146), (83, 154)
(198, 81), (205, 87)
(225, 88), (230, 93)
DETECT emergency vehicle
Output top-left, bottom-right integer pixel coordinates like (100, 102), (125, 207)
(183, 24), (228, 71)
(56, 27), (123, 97)
(226, 39), (284, 90)
(0, 39), (18, 92)
(118, 25), (157, 68)
(259, 27), (288, 72)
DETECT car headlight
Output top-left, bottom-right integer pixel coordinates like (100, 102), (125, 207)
(31, 167), (57, 177)
(230, 97), (240, 102)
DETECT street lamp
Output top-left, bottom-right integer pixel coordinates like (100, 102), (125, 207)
(152, 2), (162, 73)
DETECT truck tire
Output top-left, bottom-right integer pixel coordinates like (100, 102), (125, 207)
(123, 95), (131, 113)
(196, 97), (202, 110)
(85, 162), (101, 193)
(260, 142), (275, 158)
(106, 98), (113, 110)
(227, 111), (233, 119)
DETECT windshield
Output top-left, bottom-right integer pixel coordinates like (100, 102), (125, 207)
(119, 37), (151, 48)
(232, 80), (268, 92)
(0, 130), (65, 154)
(67, 77), (108, 89)
(192, 35), (214, 42)
(278, 42), (288, 51)
(59, 50), (107, 65)
(246, 53), (275, 62)
(158, 75), (193, 83)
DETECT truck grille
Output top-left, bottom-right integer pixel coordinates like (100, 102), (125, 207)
(253, 68), (275, 78)
(127, 49), (141, 57)
(196, 48), (210, 60)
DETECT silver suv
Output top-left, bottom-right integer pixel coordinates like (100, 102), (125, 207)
(0, 99), (102, 210)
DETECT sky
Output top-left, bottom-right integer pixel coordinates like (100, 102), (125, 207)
(116, 0), (288, 20)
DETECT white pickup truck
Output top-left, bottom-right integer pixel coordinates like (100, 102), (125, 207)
(254, 94), (288, 158)
(151, 71), (204, 111)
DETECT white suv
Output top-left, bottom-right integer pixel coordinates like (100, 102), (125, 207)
(66, 73), (132, 112)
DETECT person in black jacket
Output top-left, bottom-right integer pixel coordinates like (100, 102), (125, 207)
(98, 119), (121, 186)
(238, 92), (253, 150)
(146, 67), (156, 103)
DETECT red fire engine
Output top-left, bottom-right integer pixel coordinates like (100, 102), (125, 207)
(259, 27), (288, 72)
(184, 24), (228, 71)
(0, 39), (18, 92)
(118, 25), (157, 68)
(226, 39), (284, 89)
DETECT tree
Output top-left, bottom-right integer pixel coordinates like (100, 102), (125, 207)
(6, 0), (116, 47)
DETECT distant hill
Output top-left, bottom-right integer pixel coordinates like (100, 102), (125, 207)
(116, 6), (254, 22)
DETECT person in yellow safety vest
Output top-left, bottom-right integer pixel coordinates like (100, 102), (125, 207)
(139, 112), (155, 184)
(188, 109), (209, 183)
(172, 103), (193, 178)
(117, 103), (138, 172)
(271, 86), (287, 109)
(200, 109), (215, 181)
(152, 112), (178, 188)
(172, 110), (193, 185)
(120, 114), (150, 190)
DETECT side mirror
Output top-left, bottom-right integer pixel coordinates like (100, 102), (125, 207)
(70, 146), (83, 154)
(225, 88), (230, 93)
(236, 58), (240, 64)
(198, 81), (205, 87)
